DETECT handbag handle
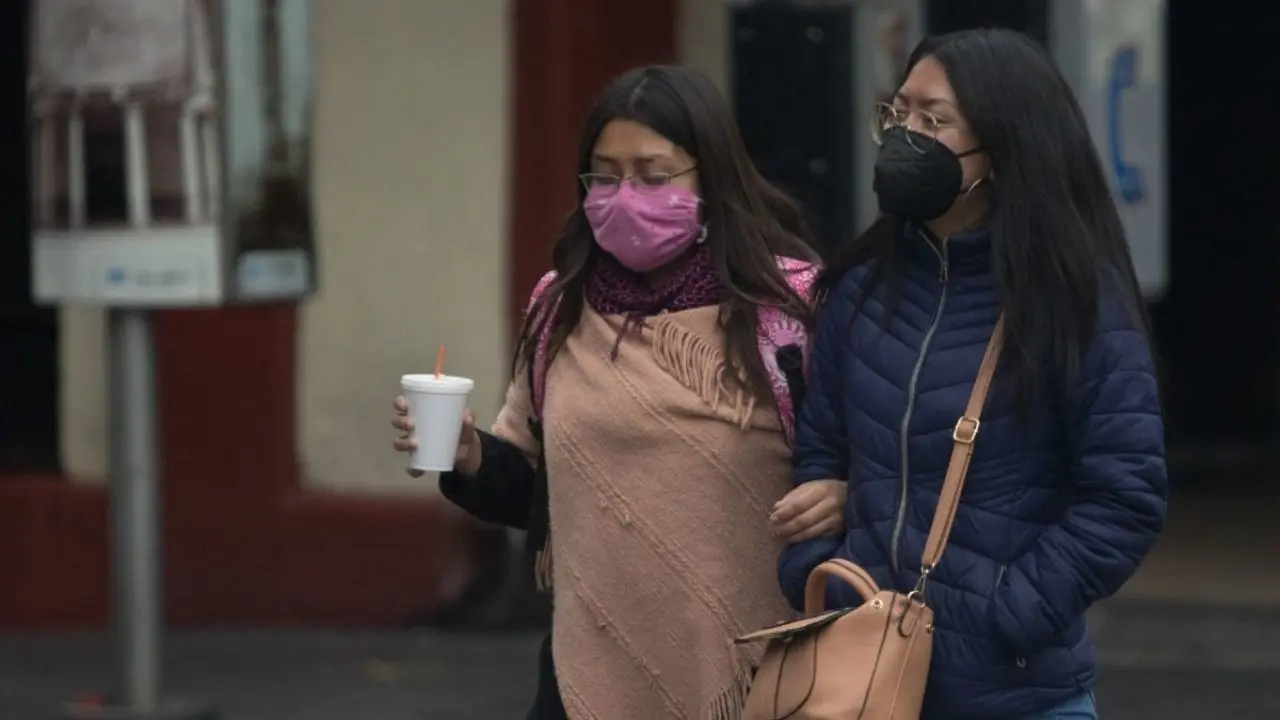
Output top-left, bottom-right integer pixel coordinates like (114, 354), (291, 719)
(804, 558), (881, 614)
(916, 317), (1005, 592)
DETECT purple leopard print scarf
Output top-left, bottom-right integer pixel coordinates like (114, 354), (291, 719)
(585, 247), (724, 358)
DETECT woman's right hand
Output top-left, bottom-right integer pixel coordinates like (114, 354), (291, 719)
(769, 479), (847, 543)
(391, 396), (483, 477)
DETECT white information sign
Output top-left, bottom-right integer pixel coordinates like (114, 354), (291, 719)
(1053, 0), (1168, 298)
(28, 0), (317, 307)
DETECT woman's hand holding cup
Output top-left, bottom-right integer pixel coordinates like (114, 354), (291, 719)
(392, 393), (482, 477)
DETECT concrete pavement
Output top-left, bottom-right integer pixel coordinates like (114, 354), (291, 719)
(0, 630), (541, 719)
(3, 597), (1279, 719)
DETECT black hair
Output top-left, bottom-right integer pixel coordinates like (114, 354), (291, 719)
(517, 65), (819, 401)
(820, 28), (1152, 411)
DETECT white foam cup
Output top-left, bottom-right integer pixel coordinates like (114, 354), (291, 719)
(400, 373), (475, 472)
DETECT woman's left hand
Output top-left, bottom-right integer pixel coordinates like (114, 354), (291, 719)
(769, 479), (847, 543)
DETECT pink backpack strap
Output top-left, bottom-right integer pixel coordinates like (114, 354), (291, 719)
(756, 257), (819, 445)
(525, 270), (559, 419)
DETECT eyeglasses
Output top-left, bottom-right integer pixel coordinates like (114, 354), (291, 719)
(579, 166), (697, 197)
(871, 101), (943, 153)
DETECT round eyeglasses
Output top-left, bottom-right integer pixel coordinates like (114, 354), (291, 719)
(871, 101), (941, 153)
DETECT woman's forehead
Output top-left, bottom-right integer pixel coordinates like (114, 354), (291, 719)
(897, 56), (958, 109)
(592, 120), (691, 164)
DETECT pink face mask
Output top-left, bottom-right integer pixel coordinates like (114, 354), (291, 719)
(583, 183), (706, 272)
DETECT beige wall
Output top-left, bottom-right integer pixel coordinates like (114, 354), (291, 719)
(60, 0), (726, 492)
(59, 0), (512, 495)
(61, 307), (107, 479)
(298, 0), (510, 494)
(678, 0), (731, 95)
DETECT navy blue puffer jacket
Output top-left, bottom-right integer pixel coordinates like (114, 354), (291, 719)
(779, 227), (1167, 719)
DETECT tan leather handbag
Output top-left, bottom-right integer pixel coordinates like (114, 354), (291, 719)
(736, 320), (1004, 720)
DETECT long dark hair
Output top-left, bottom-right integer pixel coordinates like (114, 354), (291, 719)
(820, 28), (1151, 410)
(517, 65), (819, 401)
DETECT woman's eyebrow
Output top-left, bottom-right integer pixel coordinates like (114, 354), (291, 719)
(918, 96), (958, 112)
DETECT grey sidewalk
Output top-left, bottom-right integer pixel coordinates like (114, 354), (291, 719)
(3, 599), (1280, 719)
(0, 630), (541, 720)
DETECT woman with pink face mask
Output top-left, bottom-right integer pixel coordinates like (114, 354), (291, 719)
(391, 65), (842, 719)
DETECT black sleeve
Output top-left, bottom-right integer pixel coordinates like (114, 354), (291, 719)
(437, 430), (536, 529)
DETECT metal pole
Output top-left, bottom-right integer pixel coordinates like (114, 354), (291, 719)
(108, 308), (162, 712)
(64, 312), (213, 719)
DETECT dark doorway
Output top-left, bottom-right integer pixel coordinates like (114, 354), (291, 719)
(926, 0), (1048, 46)
(732, 2), (855, 254)
(0, 0), (59, 475)
(1155, 0), (1280, 480)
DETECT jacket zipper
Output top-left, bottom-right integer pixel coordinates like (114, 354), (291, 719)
(889, 240), (950, 576)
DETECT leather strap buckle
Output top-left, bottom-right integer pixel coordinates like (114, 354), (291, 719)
(952, 416), (980, 444)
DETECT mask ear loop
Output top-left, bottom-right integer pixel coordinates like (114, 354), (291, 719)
(696, 224), (709, 244)
(954, 145), (990, 201)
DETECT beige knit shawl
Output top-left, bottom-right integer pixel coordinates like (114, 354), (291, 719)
(492, 305), (795, 720)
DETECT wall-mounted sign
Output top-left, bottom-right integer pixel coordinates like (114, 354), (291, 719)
(28, 0), (318, 307)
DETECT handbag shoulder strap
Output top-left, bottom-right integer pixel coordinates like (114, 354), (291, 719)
(918, 316), (1005, 580)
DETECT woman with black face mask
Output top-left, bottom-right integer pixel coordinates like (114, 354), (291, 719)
(777, 29), (1167, 720)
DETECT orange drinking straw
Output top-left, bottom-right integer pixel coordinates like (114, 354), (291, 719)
(433, 344), (446, 379)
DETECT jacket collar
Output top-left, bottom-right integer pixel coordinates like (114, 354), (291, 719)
(903, 222), (991, 278)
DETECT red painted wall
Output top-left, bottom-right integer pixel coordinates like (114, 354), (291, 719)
(0, 307), (485, 629)
(0, 0), (678, 630)
(509, 0), (678, 326)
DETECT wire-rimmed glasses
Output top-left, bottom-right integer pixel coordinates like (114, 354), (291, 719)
(871, 101), (941, 153)
(579, 166), (697, 197)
